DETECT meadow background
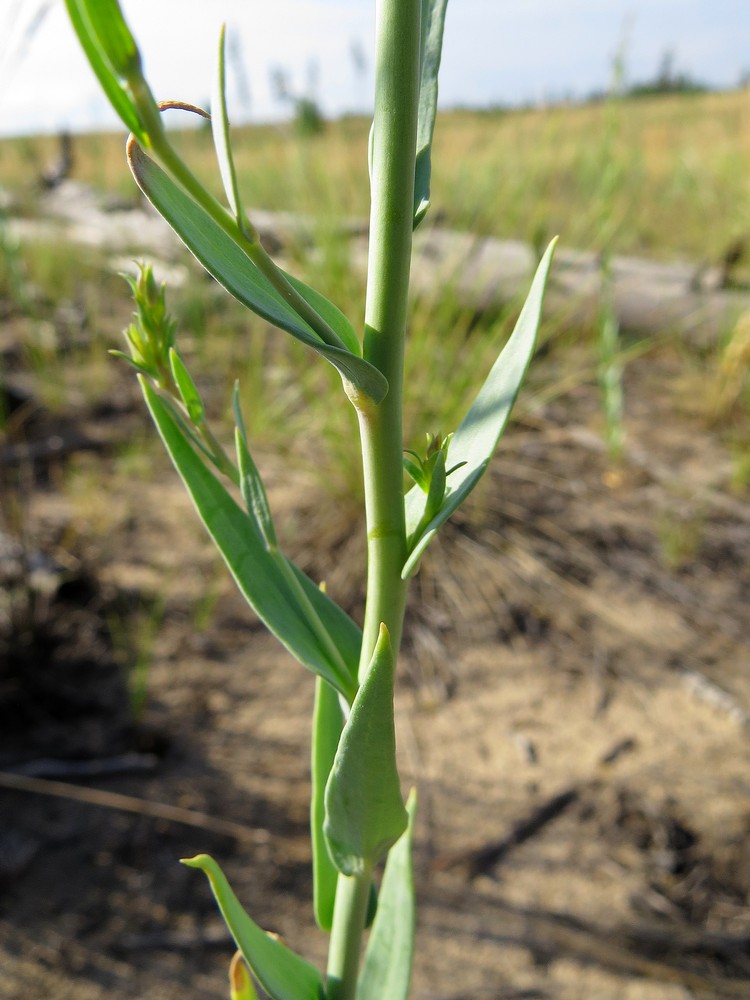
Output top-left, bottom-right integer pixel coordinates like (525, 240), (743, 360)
(1, 67), (750, 1000)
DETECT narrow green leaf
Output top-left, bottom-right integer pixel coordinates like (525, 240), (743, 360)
(311, 677), (344, 931)
(127, 143), (386, 402)
(141, 379), (359, 701)
(182, 855), (324, 1000)
(75, 0), (141, 80)
(324, 625), (407, 876)
(232, 383), (276, 547)
(64, 0), (144, 140)
(234, 428), (278, 550)
(212, 25), (249, 233)
(358, 791), (417, 1000)
(413, 0), (450, 228)
(169, 348), (205, 424)
(403, 238), (558, 578)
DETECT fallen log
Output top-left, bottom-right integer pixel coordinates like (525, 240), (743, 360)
(16, 181), (750, 345)
(398, 228), (750, 346)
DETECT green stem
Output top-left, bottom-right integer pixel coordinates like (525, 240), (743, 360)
(325, 869), (373, 1000)
(356, 0), (422, 678)
(326, 1), (421, 998)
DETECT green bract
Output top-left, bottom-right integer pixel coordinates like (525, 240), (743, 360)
(324, 625), (407, 877)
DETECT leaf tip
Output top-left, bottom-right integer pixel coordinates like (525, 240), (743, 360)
(180, 853), (213, 871)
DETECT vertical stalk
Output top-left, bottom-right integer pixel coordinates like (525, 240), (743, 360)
(326, 0), (421, 997)
(325, 868), (373, 1000)
(356, 0), (421, 678)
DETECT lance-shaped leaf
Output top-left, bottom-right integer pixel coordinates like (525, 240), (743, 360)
(65, 0), (144, 141)
(310, 676), (345, 931)
(128, 143), (387, 402)
(403, 238), (557, 578)
(413, 0), (449, 228)
(182, 855), (324, 1000)
(141, 379), (359, 701)
(213, 25), (253, 237)
(358, 791), (417, 1000)
(324, 625), (407, 876)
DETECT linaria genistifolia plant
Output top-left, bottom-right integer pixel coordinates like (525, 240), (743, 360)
(65, 1), (556, 996)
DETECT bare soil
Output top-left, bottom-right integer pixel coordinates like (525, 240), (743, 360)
(1, 266), (749, 998)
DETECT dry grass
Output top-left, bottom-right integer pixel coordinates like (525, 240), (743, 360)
(1, 88), (748, 264)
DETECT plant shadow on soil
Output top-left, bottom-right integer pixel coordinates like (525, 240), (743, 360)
(1, 277), (750, 999)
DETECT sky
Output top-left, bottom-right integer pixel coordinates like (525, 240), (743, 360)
(0, 0), (748, 137)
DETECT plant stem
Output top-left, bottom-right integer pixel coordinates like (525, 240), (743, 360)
(325, 869), (373, 1000)
(326, 0), (421, 996)
(356, 0), (422, 679)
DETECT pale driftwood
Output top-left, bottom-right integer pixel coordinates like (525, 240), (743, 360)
(400, 228), (750, 346)
(12, 181), (750, 345)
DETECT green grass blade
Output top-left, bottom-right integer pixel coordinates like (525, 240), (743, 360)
(413, 0), (449, 227)
(212, 25), (248, 231)
(324, 625), (407, 876)
(141, 379), (358, 700)
(64, 0), (144, 140)
(403, 238), (558, 578)
(357, 791), (417, 1000)
(128, 143), (386, 401)
(311, 677), (345, 931)
(182, 855), (324, 1000)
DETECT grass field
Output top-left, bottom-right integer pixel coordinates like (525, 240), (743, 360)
(3, 89), (750, 1000)
(2, 87), (748, 264)
(2, 88), (749, 476)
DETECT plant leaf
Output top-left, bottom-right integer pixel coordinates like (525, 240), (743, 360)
(324, 625), (407, 876)
(182, 855), (324, 1000)
(413, 0), (450, 228)
(74, 0), (140, 80)
(212, 24), (247, 231)
(235, 429), (277, 549)
(358, 791), (417, 1000)
(403, 238), (557, 578)
(311, 677), (344, 931)
(169, 348), (205, 424)
(233, 395), (278, 550)
(127, 143), (386, 401)
(64, 0), (144, 141)
(141, 379), (359, 701)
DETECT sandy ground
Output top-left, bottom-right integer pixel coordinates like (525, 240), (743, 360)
(2, 327), (749, 1000)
